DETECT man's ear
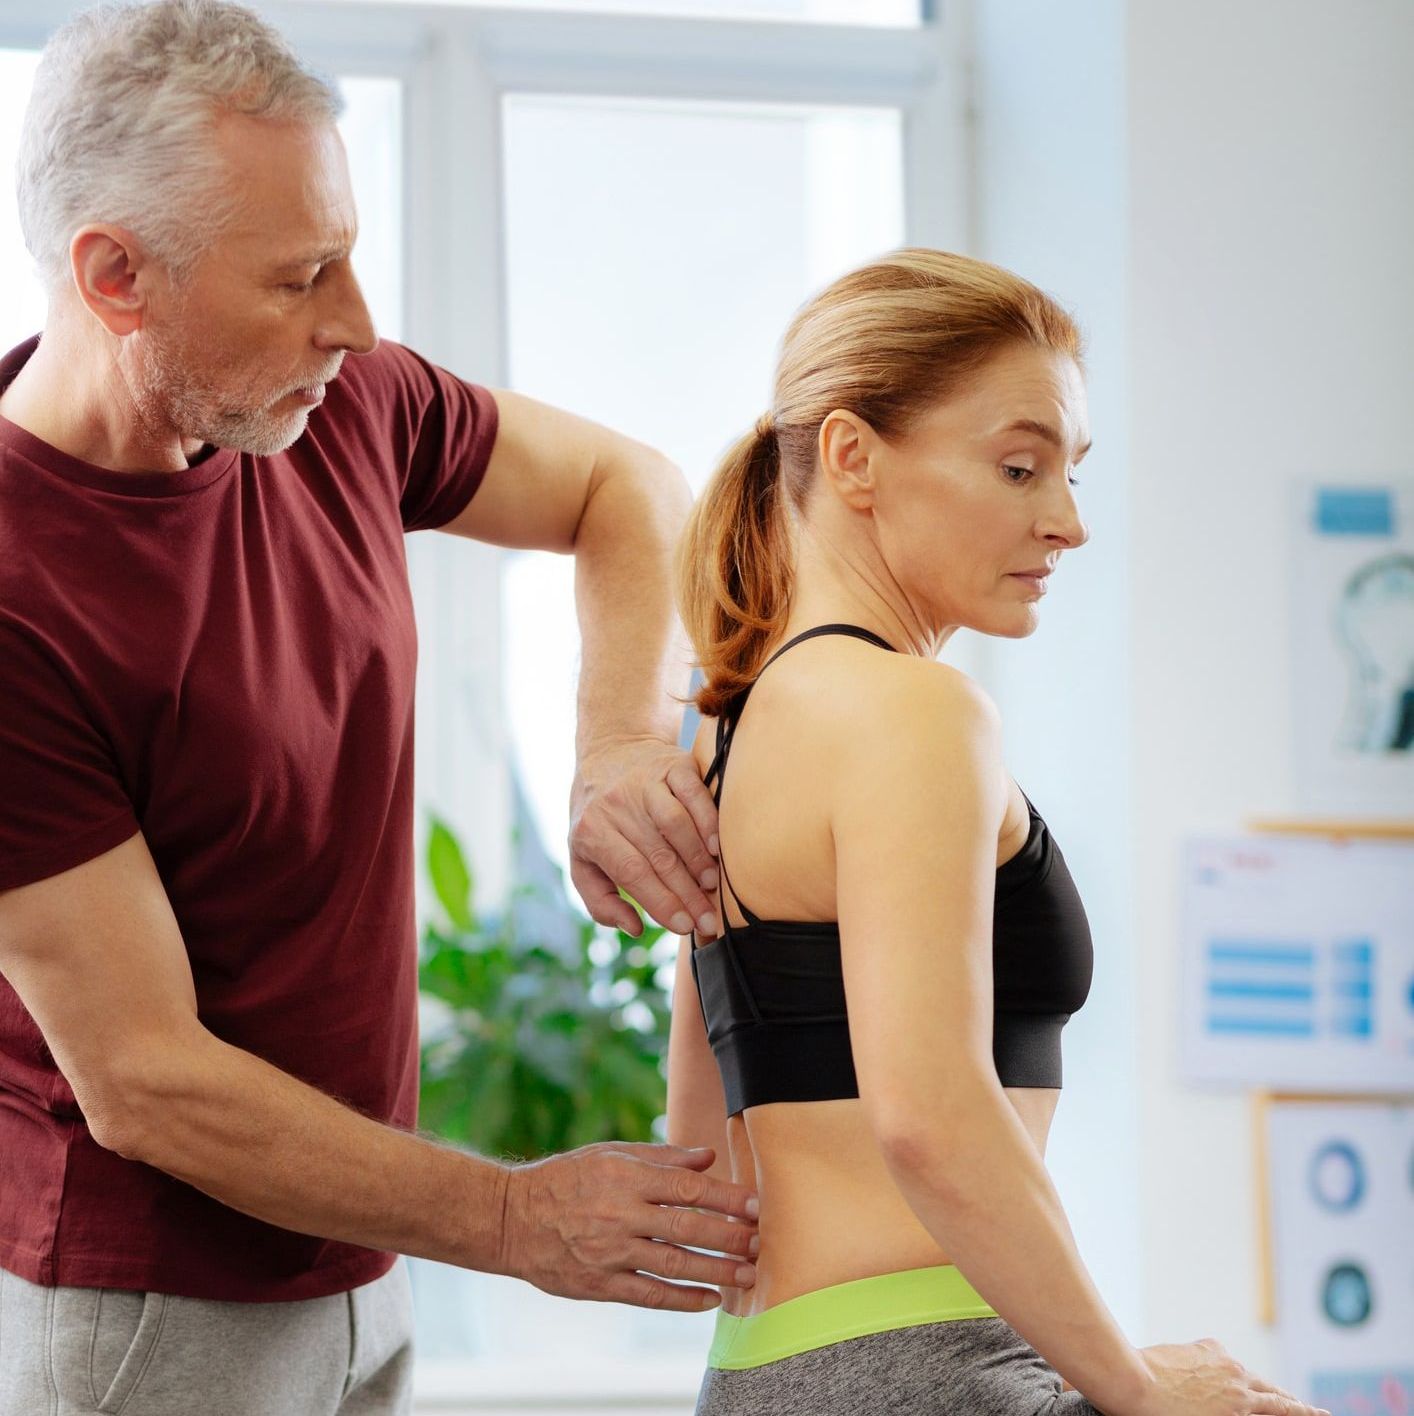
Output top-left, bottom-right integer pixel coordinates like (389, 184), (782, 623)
(68, 225), (150, 337)
(817, 408), (878, 513)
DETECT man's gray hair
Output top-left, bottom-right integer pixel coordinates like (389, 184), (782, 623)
(17, 0), (343, 293)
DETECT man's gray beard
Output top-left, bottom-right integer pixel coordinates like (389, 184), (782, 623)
(134, 334), (311, 458)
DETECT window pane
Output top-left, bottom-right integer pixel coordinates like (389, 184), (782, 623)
(337, 76), (404, 341)
(502, 92), (903, 918)
(0, 50), (46, 354)
(322, 0), (923, 25)
(0, 58), (400, 353)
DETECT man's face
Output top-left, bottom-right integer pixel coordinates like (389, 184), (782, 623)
(133, 113), (376, 456)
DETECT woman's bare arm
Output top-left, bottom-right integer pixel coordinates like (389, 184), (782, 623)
(666, 936), (735, 1186)
(832, 661), (1151, 1414)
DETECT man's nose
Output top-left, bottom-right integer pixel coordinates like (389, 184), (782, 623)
(316, 264), (377, 355)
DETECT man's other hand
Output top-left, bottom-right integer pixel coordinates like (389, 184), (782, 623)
(569, 739), (721, 939)
(498, 1142), (759, 1312)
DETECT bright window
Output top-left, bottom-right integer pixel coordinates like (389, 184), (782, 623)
(501, 93), (905, 880)
(0, 49), (45, 355)
(318, 0), (924, 24)
(0, 60), (401, 351)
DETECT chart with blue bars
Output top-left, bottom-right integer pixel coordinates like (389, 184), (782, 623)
(1205, 938), (1375, 1041)
(1181, 837), (1414, 1092)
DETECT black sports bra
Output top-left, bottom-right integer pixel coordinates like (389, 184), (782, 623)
(689, 623), (1094, 1117)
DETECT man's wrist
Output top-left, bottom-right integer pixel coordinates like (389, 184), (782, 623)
(575, 728), (680, 764)
(490, 1159), (524, 1281)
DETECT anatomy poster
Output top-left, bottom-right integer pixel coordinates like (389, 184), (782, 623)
(1178, 835), (1414, 1092)
(1292, 483), (1414, 817)
(1265, 1100), (1413, 1413)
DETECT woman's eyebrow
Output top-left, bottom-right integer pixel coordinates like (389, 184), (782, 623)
(994, 418), (1092, 460)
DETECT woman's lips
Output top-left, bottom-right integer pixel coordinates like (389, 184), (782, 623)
(1008, 573), (1049, 593)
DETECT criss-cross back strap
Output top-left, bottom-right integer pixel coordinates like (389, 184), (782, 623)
(702, 623), (897, 938)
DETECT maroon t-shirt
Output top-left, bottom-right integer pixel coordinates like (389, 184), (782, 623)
(0, 335), (498, 1300)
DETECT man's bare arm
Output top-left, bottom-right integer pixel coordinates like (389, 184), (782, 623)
(0, 832), (758, 1310)
(438, 387), (720, 940)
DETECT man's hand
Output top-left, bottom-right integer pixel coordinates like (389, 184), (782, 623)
(569, 738), (721, 939)
(498, 1142), (759, 1311)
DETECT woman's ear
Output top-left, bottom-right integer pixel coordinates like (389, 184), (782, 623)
(818, 408), (878, 512)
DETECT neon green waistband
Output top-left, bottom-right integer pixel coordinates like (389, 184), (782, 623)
(707, 1264), (1000, 1370)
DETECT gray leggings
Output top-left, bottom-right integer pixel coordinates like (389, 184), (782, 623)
(695, 1314), (1104, 1415)
(0, 1258), (413, 1416)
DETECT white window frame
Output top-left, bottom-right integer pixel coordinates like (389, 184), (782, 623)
(0, 3), (970, 1407)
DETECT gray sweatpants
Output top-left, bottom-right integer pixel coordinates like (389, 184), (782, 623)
(695, 1313), (1105, 1415)
(0, 1257), (414, 1416)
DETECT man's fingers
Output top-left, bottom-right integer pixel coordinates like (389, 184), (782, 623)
(609, 1141), (716, 1167)
(625, 1155), (761, 1220)
(586, 1145), (761, 1223)
(598, 1270), (722, 1313)
(634, 1201), (758, 1258)
(651, 794), (720, 914)
(569, 857), (649, 936)
(665, 758), (722, 866)
(625, 1238), (755, 1290)
(616, 791), (717, 934)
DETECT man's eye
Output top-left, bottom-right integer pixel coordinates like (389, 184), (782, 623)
(283, 280), (314, 293)
(1002, 465), (1033, 483)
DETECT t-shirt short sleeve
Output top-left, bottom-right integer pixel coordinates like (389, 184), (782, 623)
(341, 339), (500, 533)
(0, 624), (139, 892)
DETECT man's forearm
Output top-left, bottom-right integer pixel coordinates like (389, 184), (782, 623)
(106, 1026), (512, 1274)
(573, 451), (695, 756)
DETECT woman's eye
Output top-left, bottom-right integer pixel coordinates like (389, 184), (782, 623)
(1003, 465), (1082, 488)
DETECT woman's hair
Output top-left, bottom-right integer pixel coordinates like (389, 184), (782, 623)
(674, 247), (1086, 719)
(17, 0), (342, 294)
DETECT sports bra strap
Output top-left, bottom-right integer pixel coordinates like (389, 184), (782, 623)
(704, 623), (897, 938)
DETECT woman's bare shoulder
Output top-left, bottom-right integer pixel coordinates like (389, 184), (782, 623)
(827, 656), (1008, 836)
(830, 651), (1002, 748)
(688, 651), (1000, 780)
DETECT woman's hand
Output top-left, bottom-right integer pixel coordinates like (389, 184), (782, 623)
(1126, 1338), (1330, 1416)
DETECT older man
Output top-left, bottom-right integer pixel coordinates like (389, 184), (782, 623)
(0, 1), (749, 1411)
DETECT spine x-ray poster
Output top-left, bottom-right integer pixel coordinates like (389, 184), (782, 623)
(1292, 482), (1414, 818)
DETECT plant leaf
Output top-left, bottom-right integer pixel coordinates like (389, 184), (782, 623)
(428, 817), (475, 931)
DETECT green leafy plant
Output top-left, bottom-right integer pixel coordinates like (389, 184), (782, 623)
(417, 815), (675, 1160)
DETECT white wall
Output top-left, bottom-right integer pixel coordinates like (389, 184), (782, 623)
(967, 0), (1144, 1340)
(1128, 0), (1414, 1373)
(970, 0), (1414, 1382)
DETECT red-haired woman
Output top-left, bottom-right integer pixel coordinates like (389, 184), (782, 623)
(667, 249), (1325, 1416)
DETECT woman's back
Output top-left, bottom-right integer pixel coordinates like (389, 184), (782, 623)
(686, 627), (1063, 1316)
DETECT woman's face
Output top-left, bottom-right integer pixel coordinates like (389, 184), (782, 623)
(838, 342), (1091, 643)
